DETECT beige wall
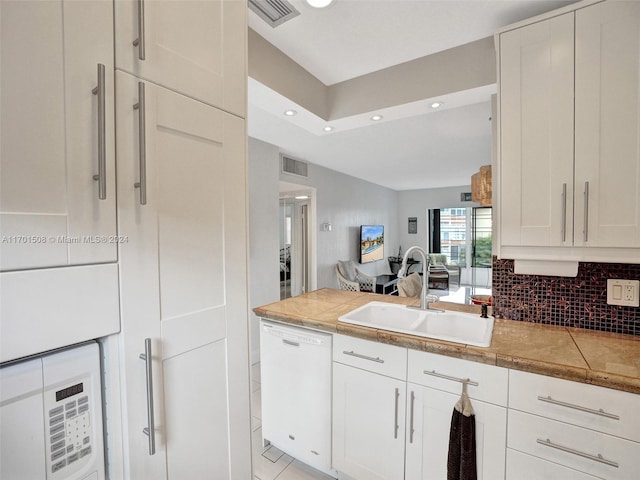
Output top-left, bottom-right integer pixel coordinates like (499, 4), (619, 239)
(249, 28), (496, 121)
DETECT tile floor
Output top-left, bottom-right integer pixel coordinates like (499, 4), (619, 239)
(251, 363), (335, 480)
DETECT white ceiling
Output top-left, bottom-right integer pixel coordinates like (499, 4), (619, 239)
(248, 0), (578, 191)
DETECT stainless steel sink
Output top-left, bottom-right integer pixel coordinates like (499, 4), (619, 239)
(338, 301), (494, 347)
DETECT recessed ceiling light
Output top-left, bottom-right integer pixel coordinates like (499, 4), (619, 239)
(323, 126), (334, 132)
(306, 0), (333, 8)
(284, 109), (297, 116)
(430, 101), (444, 109)
(371, 114), (383, 121)
(295, 195), (309, 200)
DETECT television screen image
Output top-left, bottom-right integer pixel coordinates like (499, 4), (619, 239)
(360, 225), (384, 263)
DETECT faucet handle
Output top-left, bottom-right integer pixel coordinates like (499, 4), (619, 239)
(480, 303), (488, 318)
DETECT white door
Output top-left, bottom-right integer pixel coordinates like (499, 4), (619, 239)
(332, 362), (406, 480)
(574, 1), (640, 248)
(405, 384), (506, 480)
(116, 71), (251, 479)
(114, 0), (246, 116)
(0, 0), (116, 270)
(499, 12), (575, 248)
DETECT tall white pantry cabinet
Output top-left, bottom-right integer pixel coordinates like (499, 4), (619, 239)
(114, 0), (250, 479)
(0, 0), (252, 478)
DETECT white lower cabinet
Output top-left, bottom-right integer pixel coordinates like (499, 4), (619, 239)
(331, 336), (640, 480)
(406, 385), (507, 480)
(406, 350), (508, 480)
(506, 448), (601, 480)
(333, 362), (406, 480)
(507, 370), (640, 480)
(332, 336), (507, 480)
(507, 409), (640, 480)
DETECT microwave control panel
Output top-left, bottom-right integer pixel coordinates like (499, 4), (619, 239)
(45, 377), (96, 477)
(42, 343), (105, 480)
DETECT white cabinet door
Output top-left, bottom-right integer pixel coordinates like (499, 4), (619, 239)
(499, 12), (575, 248)
(574, 0), (640, 248)
(332, 362), (406, 480)
(116, 71), (250, 479)
(0, 0), (116, 270)
(114, 0), (246, 117)
(405, 384), (506, 480)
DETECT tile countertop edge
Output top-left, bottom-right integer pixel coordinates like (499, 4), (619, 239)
(253, 289), (640, 395)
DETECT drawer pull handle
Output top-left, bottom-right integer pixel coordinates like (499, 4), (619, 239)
(536, 438), (619, 468)
(423, 370), (479, 387)
(537, 396), (620, 420)
(342, 350), (384, 364)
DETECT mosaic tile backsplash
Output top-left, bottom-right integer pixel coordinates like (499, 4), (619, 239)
(492, 258), (640, 336)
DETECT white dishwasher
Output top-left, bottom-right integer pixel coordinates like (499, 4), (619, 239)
(260, 320), (336, 477)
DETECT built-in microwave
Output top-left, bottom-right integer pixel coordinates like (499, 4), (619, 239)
(0, 342), (106, 479)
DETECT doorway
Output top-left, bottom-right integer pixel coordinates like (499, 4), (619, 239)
(279, 185), (316, 299)
(429, 206), (493, 288)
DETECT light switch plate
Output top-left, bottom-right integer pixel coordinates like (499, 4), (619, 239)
(607, 279), (640, 307)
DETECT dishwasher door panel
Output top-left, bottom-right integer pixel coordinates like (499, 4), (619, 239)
(260, 320), (334, 475)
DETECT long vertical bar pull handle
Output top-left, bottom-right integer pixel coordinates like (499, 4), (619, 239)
(132, 0), (146, 60)
(133, 82), (147, 205)
(139, 338), (156, 455)
(561, 183), (567, 242)
(409, 390), (415, 444)
(583, 181), (590, 243)
(92, 64), (107, 200)
(393, 388), (400, 439)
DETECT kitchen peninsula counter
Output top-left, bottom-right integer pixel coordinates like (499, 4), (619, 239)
(253, 288), (640, 395)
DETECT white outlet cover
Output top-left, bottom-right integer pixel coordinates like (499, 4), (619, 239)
(607, 279), (640, 307)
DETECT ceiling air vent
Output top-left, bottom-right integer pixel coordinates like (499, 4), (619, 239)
(281, 154), (308, 178)
(249, 0), (300, 28)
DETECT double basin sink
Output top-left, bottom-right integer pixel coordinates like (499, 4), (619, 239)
(338, 301), (494, 348)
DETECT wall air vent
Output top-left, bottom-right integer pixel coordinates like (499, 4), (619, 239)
(281, 154), (308, 178)
(249, 0), (300, 28)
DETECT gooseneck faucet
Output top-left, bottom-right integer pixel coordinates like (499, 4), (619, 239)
(399, 246), (441, 311)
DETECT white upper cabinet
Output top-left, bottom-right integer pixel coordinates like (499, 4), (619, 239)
(497, 0), (640, 261)
(0, 0), (117, 271)
(574, 1), (640, 248)
(114, 0), (247, 117)
(499, 13), (575, 249)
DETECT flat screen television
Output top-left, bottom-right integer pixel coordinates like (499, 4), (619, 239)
(360, 225), (384, 264)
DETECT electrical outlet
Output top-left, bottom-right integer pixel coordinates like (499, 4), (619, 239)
(607, 279), (640, 307)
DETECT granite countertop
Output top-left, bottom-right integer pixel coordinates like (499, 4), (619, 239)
(253, 288), (640, 395)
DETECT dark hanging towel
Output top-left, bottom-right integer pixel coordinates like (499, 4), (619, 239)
(447, 380), (477, 480)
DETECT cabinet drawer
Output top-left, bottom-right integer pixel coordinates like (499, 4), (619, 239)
(509, 370), (640, 442)
(407, 350), (508, 406)
(333, 334), (407, 380)
(508, 409), (640, 480)
(507, 448), (600, 480)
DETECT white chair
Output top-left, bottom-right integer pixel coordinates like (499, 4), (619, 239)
(336, 260), (376, 292)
